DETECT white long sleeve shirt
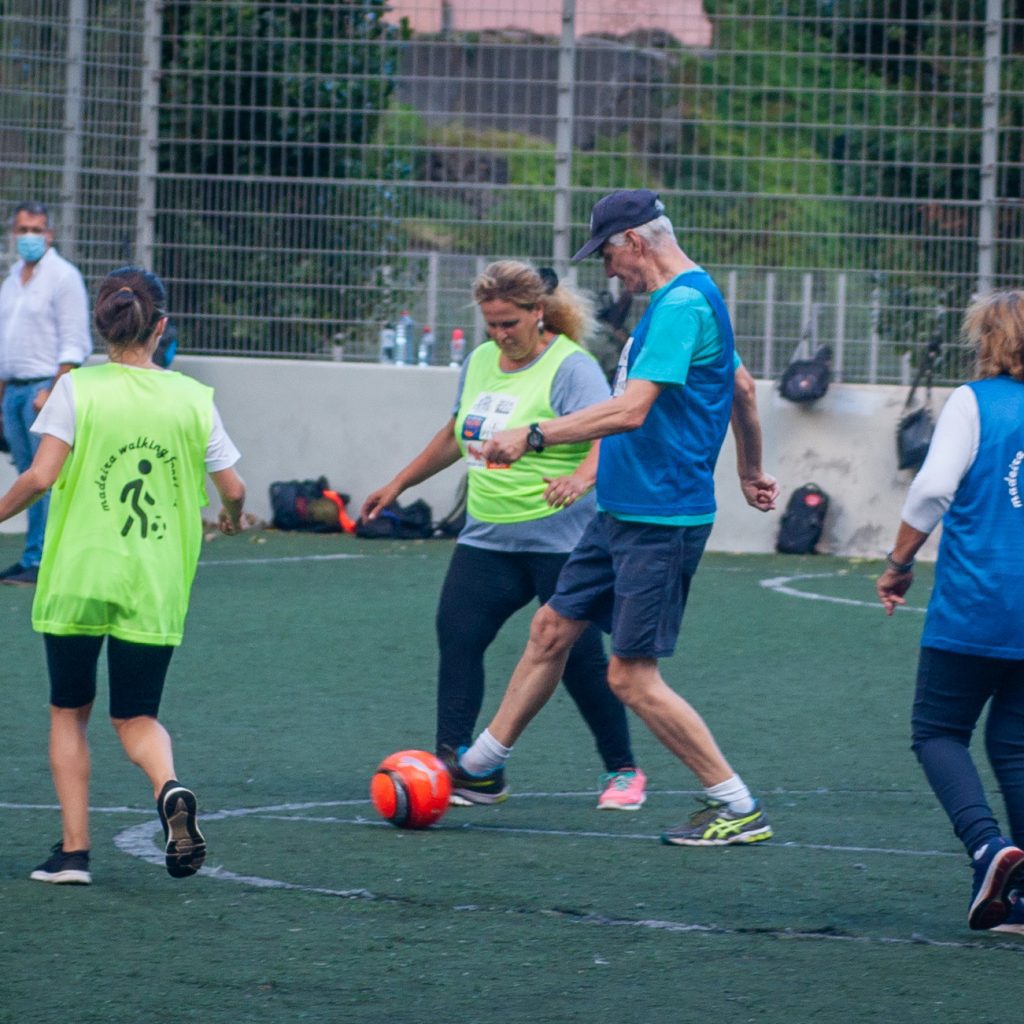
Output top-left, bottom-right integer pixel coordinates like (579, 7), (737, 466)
(901, 385), (980, 534)
(0, 246), (92, 381)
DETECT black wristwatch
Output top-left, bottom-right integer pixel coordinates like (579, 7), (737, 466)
(526, 422), (545, 453)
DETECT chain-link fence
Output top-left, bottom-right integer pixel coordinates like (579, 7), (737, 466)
(2, 0), (1022, 383)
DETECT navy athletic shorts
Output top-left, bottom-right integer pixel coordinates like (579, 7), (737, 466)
(548, 512), (712, 659)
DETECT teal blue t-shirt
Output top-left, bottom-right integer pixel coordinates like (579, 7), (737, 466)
(628, 277), (726, 387)
(607, 271), (741, 526)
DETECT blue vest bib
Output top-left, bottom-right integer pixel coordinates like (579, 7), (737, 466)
(597, 270), (735, 518)
(922, 376), (1024, 659)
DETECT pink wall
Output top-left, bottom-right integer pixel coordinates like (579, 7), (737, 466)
(386, 0), (712, 48)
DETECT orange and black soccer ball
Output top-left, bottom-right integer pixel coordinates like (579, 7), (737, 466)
(369, 749), (451, 829)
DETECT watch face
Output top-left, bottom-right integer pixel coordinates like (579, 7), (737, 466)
(528, 426), (544, 450)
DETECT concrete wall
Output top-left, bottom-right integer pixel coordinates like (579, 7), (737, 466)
(0, 355), (947, 561)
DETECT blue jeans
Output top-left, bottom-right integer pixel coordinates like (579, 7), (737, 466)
(2, 379), (50, 567)
(912, 646), (1024, 854)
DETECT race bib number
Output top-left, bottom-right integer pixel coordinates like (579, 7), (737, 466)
(462, 391), (518, 468)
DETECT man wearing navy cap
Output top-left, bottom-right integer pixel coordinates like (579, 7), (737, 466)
(448, 189), (779, 846)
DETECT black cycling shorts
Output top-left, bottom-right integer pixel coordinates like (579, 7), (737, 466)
(43, 633), (175, 719)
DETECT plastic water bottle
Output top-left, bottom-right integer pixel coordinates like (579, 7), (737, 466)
(378, 324), (395, 363)
(418, 326), (435, 366)
(394, 311), (414, 365)
(449, 327), (465, 367)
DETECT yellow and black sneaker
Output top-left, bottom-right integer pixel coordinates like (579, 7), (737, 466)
(660, 798), (773, 846)
(440, 746), (510, 806)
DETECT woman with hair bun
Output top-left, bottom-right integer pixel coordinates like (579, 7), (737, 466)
(0, 266), (245, 885)
(877, 289), (1024, 931)
(362, 259), (646, 809)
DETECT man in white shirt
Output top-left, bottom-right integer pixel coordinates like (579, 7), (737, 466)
(0, 202), (91, 585)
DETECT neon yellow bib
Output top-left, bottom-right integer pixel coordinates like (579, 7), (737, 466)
(456, 335), (594, 523)
(32, 363), (213, 645)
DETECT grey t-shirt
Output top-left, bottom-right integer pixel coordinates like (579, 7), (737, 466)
(452, 346), (609, 553)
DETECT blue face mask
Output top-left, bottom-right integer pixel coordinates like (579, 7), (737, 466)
(16, 234), (47, 263)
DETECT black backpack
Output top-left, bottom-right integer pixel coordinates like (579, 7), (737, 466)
(776, 483), (829, 554)
(269, 477), (355, 533)
(779, 346), (832, 404)
(355, 498), (434, 540)
(896, 333), (942, 471)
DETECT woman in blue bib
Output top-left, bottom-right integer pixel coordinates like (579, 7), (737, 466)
(362, 261), (645, 810)
(878, 289), (1024, 932)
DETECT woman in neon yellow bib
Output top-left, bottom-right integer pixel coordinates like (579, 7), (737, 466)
(0, 266), (245, 885)
(362, 261), (646, 810)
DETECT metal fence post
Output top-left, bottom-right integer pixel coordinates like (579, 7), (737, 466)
(726, 269), (737, 328)
(473, 255), (487, 350)
(869, 281), (881, 385)
(136, 0), (162, 268)
(834, 272), (847, 382)
(60, 0), (86, 260)
(552, 0), (576, 275)
(426, 251), (439, 344)
(800, 272), (814, 358)
(763, 272), (775, 379)
(977, 0), (1003, 296)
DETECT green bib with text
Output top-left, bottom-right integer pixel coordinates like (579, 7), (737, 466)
(455, 334), (594, 523)
(32, 363), (213, 645)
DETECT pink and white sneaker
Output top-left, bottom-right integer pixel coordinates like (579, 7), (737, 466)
(596, 768), (647, 811)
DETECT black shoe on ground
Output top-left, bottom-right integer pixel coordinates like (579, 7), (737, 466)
(157, 780), (207, 878)
(439, 745), (510, 805)
(0, 562), (36, 585)
(4, 566), (38, 586)
(30, 842), (92, 884)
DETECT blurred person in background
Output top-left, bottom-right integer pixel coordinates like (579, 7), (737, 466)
(0, 201), (91, 586)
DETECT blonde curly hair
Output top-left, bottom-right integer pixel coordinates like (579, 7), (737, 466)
(472, 260), (595, 345)
(962, 290), (1024, 382)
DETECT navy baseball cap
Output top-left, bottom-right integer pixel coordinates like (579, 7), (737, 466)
(571, 189), (666, 262)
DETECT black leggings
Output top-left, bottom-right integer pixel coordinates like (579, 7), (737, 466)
(44, 633), (175, 719)
(435, 543), (636, 772)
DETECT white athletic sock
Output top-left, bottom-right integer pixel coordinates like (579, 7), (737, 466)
(705, 775), (755, 815)
(460, 729), (512, 776)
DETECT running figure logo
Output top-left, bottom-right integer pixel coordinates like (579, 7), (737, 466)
(120, 460), (165, 538)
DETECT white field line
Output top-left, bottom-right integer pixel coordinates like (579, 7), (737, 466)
(7, 798), (1022, 951)
(760, 571), (927, 612)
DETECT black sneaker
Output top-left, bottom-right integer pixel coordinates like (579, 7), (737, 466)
(0, 564), (38, 586)
(157, 780), (207, 878)
(30, 842), (92, 884)
(0, 561), (33, 584)
(439, 745), (509, 806)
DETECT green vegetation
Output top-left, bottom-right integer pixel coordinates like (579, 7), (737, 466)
(157, 1), (402, 354)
